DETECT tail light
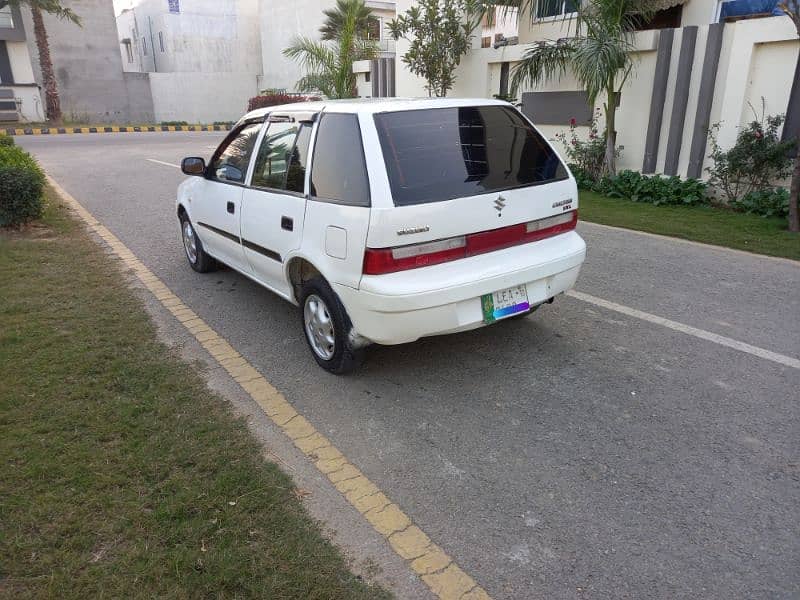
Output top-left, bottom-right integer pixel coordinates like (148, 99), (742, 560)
(363, 210), (577, 275)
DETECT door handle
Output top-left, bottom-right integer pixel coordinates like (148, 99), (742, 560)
(281, 216), (293, 231)
(227, 201), (235, 214)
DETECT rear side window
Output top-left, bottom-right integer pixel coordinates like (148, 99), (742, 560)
(374, 106), (568, 206)
(310, 113), (370, 206)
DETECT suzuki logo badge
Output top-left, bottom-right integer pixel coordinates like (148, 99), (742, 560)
(494, 195), (506, 215)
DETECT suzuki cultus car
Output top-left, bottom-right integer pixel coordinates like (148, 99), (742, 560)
(177, 98), (586, 373)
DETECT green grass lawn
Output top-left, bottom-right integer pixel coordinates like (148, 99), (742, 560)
(579, 190), (800, 261)
(0, 188), (389, 599)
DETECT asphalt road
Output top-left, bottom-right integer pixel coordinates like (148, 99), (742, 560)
(19, 133), (800, 599)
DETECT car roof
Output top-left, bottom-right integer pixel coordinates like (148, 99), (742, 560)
(242, 97), (511, 121)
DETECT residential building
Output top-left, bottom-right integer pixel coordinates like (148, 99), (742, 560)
(19, 0), (154, 124)
(393, 0), (799, 180)
(0, 3), (44, 122)
(116, 0), (262, 123)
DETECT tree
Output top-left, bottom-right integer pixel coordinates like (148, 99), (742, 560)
(320, 0), (373, 41)
(778, 0), (799, 232)
(283, 0), (378, 99)
(508, 0), (655, 175)
(388, 0), (482, 98)
(1, 1), (80, 124)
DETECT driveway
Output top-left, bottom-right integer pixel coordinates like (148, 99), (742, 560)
(19, 132), (800, 600)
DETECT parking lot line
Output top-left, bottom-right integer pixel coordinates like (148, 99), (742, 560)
(47, 173), (491, 600)
(146, 158), (180, 169)
(567, 290), (800, 370)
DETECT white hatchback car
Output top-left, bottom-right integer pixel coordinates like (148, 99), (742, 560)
(177, 98), (586, 373)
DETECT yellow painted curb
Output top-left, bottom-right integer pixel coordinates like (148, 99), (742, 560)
(46, 174), (492, 600)
(5, 124), (233, 136)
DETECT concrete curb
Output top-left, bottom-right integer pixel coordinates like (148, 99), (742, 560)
(5, 123), (233, 136)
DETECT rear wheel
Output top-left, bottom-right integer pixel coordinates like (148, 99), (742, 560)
(300, 277), (363, 374)
(180, 214), (216, 273)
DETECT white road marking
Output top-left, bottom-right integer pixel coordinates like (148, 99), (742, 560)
(146, 158), (180, 169)
(567, 290), (800, 370)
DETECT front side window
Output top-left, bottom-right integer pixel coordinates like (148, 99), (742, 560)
(374, 106), (568, 206)
(251, 121), (313, 193)
(211, 122), (261, 184)
(310, 113), (370, 206)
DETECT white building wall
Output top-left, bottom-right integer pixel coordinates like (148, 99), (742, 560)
(259, 0), (397, 93)
(4, 40), (43, 121)
(117, 0), (261, 74)
(149, 71), (259, 122)
(258, 0), (338, 92)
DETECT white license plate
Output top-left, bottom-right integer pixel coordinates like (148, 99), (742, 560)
(481, 285), (530, 323)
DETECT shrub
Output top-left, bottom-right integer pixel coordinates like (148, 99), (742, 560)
(0, 145), (45, 227)
(247, 94), (318, 112)
(596, 170), (709, 206)
(160, 120), (189, 126)
(730, 187), (790, 218)
(555, 108), (620, 184)
(0, 134), (14, 147)
(706, 110), (795, 204)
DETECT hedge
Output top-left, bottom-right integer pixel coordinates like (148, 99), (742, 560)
(247, 93), (319, 112)
(0, 145), (45, 227)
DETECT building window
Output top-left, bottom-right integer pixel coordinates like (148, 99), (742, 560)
(0, 41), (14, 84)
(124, 40), (134, 63)
(366, 16), (382, 40)
(718, 0), (782, 22)
(0, 5), (13, 28)
(535, 0), (578, 19)
(142, 37), (148, 56)
(159, 31), (165, 52)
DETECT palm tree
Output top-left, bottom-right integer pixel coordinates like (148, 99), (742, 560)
(507, 0), (655, 175)
(320, 0), (373, 41)
(283, 0), (378, 99)
(2, 1), (80, 124)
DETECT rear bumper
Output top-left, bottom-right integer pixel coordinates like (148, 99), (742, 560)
(334, 231), (586, 345)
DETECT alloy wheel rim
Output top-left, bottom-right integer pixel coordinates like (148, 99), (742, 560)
(304, 294), (336, 361)
(182, 221), (198, 264)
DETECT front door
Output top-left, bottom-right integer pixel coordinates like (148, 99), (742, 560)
(192, 120), (262, 271)
(240, 120), (312, 297)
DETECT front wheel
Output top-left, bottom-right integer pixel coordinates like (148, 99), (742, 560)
(180, 214), (216, 273)
(299, 277), (364, 374)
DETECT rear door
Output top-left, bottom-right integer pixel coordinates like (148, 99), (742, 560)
(367, 105), (576, 249)
(301, 112), (372, 290)
(240, 117), (311, 297)
(192, 120), (261, 271)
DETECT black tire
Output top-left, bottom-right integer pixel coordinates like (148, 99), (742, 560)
(179, 213), (216, 273)
(299, 276), (364, 374)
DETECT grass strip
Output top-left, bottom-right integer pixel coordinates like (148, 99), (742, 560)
(579, 190), (800, 261)
(0, 187), (390, 599)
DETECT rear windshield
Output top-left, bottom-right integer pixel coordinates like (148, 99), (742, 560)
(374, 106), (568, 206)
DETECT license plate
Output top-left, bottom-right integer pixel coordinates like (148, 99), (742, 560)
(481, 285), (530, 324)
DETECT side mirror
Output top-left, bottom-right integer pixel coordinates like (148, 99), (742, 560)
(181, 157), (206, 176)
